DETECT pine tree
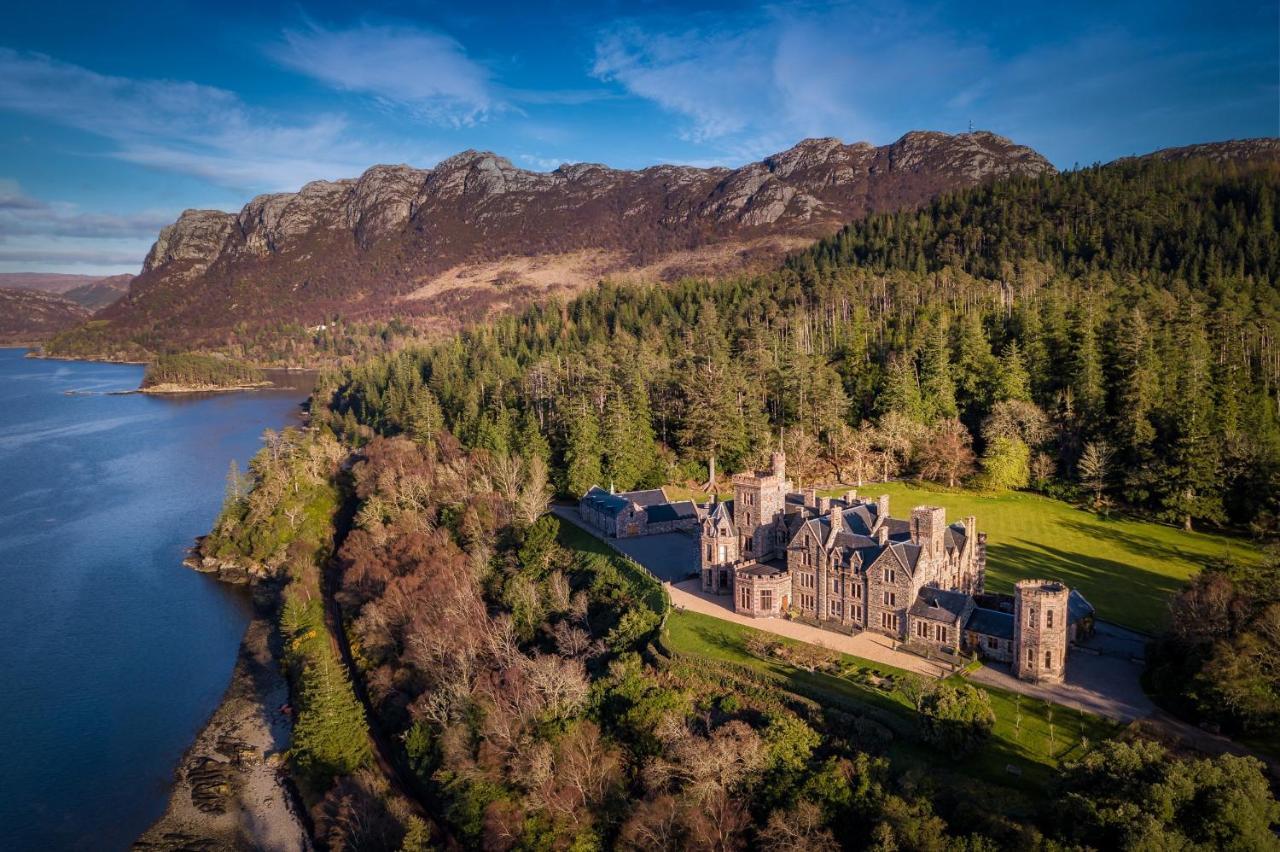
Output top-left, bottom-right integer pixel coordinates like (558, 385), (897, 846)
(1068, 305), (1105, 431)
(920, 324), (958, 423)
(881, 352), (926, 422)
(290, 651), (372, 784)
(994, 342), (1033, 403)
(564, 403), (604, 496)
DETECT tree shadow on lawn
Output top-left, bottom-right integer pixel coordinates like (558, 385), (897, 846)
(985, 540), (1180, 632)
(1054, 515), (1254, 568)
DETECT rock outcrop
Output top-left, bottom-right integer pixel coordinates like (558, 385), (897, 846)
(75, 131), (1055, 353)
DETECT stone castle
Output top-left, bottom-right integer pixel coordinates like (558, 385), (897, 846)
(698, 451), (1093, 683)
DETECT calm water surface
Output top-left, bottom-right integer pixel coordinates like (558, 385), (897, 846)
(0, 349), (311, 851)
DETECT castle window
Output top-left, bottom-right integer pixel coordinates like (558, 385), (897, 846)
(882, 591), (897, 607)
(830, 600), (842, 616)
(740, 587), (750, 609)
(916, 621), (929, 638)
(853, 584), (862, 600)
(718, 544), (728, 562)
(986, 636), (998, 650)
(1046, 609), (1054, 629)
(1045, 650), (1052, 668)
(760, 590), (773, 610)
(881, 612), (898, 630)
(885, 568), (896, 584)
(1027, 648), (1034, 665)
(707, 545), (713, 561)
(938, 626), (948, 643)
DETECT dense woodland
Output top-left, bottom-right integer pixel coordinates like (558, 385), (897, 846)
(204, 427), (1280, 850)
(1149, 547), (1280, 740)
(320, 156), (1280, 536)
(140, 352), (266, 389)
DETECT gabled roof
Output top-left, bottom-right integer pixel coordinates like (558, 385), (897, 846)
(1068, 589), (1095, 624)
(622, 488), (668, 508)
(910, 587), (971, 622)
(965, 607), (1014, 639)
(646, 500), (698, 523)
(581, 486), (631, 516)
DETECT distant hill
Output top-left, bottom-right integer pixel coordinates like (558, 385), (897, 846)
(63, 275), (132, 311)
(0, 272), (132, 310)
(0, 288), (92, 344)
(49, 130), (1053, 359)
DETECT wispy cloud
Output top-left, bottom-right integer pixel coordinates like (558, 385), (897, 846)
(0, 48), (419, 194)
(0, 184), (172, 240)
(267, 20), (502, 126)
(590, 2), (1278, 167)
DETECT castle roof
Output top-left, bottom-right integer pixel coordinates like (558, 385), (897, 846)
(646, 500), (697, 523)
(1068, 589), (1095, 624)
(964, 607), (1014, 640)
(910, 587), (972, 622)
(581, 486), (631, 516)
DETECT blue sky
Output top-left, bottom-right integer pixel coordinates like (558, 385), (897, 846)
(1, 0), (1276, 274)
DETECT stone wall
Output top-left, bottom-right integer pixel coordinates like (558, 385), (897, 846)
(1012, 579), (1069, 683)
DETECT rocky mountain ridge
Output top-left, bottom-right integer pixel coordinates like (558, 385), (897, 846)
(57, 130), (1051, 357)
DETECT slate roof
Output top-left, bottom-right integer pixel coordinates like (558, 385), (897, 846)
(911, 587), (971, 622)
(623, 488), (668, 508)
(965, 607), (1014, 640)
(646, 500), (697, 523)
(1068, 589), (1095, 624)
(581, 486), (631, 516)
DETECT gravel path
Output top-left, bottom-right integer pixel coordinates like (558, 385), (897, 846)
(668, 579), (949, 677)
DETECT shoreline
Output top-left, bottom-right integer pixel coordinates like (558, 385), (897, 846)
(132, 381), (276, 395)
(135, 587), (311, 851)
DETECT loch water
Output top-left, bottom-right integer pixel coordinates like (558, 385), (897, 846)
(0, 349), (311, 850)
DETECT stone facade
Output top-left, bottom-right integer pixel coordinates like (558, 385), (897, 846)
(694, 451), (1095, 679)
(1012, 580), (1070, 684)
(580, 486), (698, 538)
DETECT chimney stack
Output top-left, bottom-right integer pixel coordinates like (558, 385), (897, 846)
(843, 489), (858, 505)
(817, 495), (831, 514)
(876, 494), (890, 524)
(829, 503), (843, 535)
(876, 525), (889, 545)
(804, 487), (817, 509)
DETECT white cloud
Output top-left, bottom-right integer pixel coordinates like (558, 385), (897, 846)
(268, 21), (501, 126)
(0, 48), (417, 193)
(591, 6), (987, 152)
(590, 3), (1277, 167)
(0, 186), (173, 239)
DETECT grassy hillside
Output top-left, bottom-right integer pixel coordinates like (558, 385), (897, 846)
(847, 482), (1259, 634)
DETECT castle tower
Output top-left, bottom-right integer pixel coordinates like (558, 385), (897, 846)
(700, 504), (738, 594)
(733, 452), (789, 561)
(909, 506), (947, 560)
(1013, 580), (1069, 684)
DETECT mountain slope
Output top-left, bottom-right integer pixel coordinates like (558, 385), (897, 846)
(54, 131), (1051, 358)
(63, 275), (132, 310)
(0, 272), (132, 310)
(0, 288), (92, 344)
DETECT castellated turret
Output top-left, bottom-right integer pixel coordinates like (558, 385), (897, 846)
(1013, 579), (1069, 683)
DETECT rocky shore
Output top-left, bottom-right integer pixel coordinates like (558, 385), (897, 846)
(134, 591), (310, 852)
(138, 381), (274, 395)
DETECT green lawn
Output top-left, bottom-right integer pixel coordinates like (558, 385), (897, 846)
(826, 482), (1260, 634)
(664, 609), (1117, 792)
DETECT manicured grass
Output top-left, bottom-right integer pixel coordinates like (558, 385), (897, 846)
(664, 609), (1118, 791)
(829, 482), (1260, 634)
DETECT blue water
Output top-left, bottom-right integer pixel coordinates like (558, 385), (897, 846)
(0, 349), (311, 851)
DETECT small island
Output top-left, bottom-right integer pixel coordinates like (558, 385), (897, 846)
(139, 353), (271, 394)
